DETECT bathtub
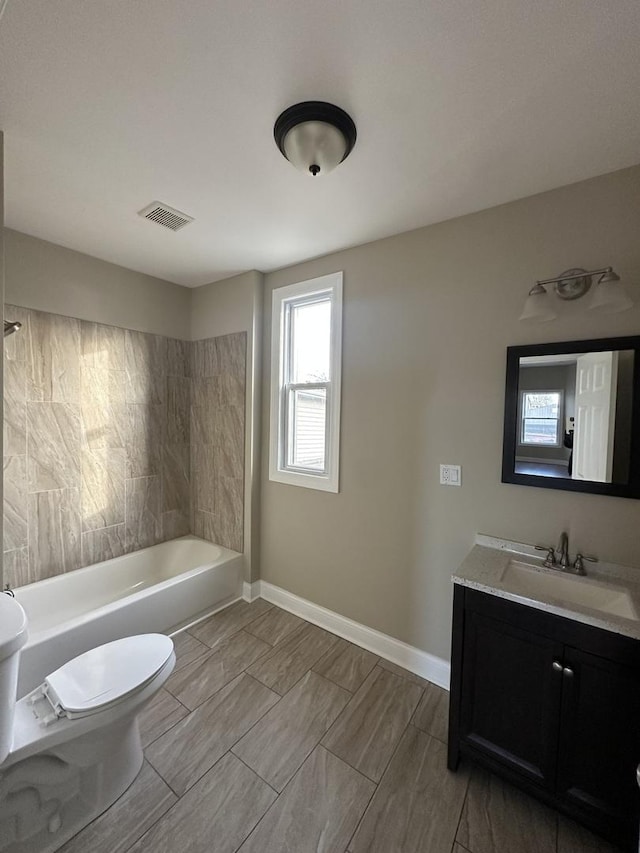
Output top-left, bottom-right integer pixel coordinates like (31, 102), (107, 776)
(14, 535), (243, 696)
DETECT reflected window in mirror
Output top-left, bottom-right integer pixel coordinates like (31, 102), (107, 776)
(502, 337), (640, 498)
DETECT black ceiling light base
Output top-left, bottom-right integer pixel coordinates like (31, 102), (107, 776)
(274, 101), (357, 176)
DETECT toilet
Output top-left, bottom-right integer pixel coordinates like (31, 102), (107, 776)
(0, 593), (175, 853)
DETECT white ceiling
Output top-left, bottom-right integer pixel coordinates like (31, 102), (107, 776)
(1, 1), (640, 287)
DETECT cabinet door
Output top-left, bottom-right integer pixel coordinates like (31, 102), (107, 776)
(460, 610), (563, 788)
(556, 647), (640, 846)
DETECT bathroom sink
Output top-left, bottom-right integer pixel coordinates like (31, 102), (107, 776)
(501, 559), (638, 621)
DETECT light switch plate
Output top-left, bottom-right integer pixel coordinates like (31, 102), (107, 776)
(440, 464), (462, 486)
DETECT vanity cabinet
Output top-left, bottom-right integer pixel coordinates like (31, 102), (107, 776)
(448, 586), (640, 851)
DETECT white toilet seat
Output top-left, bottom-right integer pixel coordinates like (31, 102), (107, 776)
(41, 634), (174, 720)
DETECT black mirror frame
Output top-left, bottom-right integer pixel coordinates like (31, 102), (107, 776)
(502, 335), (640, 499)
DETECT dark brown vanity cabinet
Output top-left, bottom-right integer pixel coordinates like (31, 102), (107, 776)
(448, 586), (640, 851)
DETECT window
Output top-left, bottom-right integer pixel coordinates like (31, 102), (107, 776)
(520, 391), (562, 446)
(269, 272), (342, 491)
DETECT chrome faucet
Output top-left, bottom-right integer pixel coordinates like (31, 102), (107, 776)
(558, 531), (570, 571)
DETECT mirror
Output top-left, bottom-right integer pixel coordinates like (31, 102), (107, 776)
(502, 336), (640, 498)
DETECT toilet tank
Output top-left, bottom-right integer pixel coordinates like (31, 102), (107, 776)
(0, 594), (28, 764)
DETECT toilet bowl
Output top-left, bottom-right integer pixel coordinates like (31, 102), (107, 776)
(0, 593), (175, 853)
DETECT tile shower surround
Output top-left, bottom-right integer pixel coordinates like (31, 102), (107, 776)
(3, 304), (246, 587)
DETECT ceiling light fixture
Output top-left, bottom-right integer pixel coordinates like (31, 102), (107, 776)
(274, 101), (357, 177)
(519, 266), (632, 322)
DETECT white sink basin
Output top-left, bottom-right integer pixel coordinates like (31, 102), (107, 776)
(501, 559), (638, 621)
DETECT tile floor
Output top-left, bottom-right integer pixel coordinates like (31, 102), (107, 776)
(59, 599), (622, 853)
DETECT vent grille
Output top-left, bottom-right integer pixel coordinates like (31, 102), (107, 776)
(138, 202), (194, 231)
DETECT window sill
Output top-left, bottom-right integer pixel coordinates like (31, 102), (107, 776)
(269, 467), (339, 493)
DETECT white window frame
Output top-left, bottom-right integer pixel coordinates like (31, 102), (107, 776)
(269, 272), (343, 492)
(519, 389), (564, 448)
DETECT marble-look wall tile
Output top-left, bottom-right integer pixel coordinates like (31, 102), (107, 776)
(4, 358), (27, 456)
(4, 455), (28, 551)
(4, 305), (30, 362)
(27, 309), (81, 403)
(166, 378), (190, 444)
(216, 333), (246, 377)
(162, 444), (189, 512)
(219, 372), (245, 409)
(125, 476), (162, 551)
(125, 330), (165, 405)
(27, 402), (81, 492)
(213, 476), (244, 551)
(191, 443), (215, 514)
(29, 488), (81, 579)
(191, 338), (218, 379)
(167, 338), (190, 378)
(191, 378), (218, 445)
(214, 405), (245, 478)
(126, 404), (163, 478)
(81, 367), (126, 449)
(3, 547), (32, 588)
(81, 448), (125, 530)
(162, 510), (190, 541)
(81, 321), (125, 371)
(81, 524), (126, 567)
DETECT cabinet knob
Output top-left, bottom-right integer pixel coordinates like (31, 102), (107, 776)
(552, 661), (563, 673)
(563, 666), (574, 678)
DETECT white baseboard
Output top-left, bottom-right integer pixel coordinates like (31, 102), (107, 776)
(252, 580), (450, 691)
(242, 580), (261, 602)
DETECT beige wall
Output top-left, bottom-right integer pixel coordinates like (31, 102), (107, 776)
(5, 229), (191, 339)
(192, 272), (264, 582)
(260, 164), (640, 663)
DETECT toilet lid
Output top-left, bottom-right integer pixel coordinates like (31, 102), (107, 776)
(44, 634), (174, 718)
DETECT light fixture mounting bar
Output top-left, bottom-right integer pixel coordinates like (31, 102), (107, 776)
(536, 267), (612, 287)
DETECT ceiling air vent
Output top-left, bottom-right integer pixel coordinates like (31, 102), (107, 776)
(138, 201), (194, 232)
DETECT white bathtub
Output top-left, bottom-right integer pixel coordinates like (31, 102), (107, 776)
(14, 536), (243, 696)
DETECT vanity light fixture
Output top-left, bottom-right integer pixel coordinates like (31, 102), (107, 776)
(274, 101), (357, 177)
(519, 266), (633, 322)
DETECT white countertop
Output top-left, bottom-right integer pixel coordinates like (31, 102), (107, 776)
(452, 535), (640, 641)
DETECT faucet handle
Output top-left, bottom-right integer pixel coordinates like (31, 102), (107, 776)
(535, 545), (557, 567)
(572, 553), (597, 576)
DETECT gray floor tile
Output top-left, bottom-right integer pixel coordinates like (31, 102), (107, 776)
(129, 753), (277, 853)
(58, 761), (176, 853)
(322, 666), (423, 782)
(247, 622), (340, 695)
(165, 630), (271, 710)
(238, 746), (375, 853)
(377, 658), (432, 688)
(411, 681), (449, 743)
(349, 725), (469, 853)
(456, 767), (557, 853)
(244, 605), (305, 646)
(188, 599), (272, 648)
(558, 817), (621, 852)
(139, 688), (189, 748)
(171, 630), (209, 670)
(233, 670), (350, 791)
(146, 673), (279, 795)
(313, 637), (379, 692)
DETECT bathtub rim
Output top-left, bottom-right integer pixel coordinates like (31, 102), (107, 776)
(15, 535), (243, 647)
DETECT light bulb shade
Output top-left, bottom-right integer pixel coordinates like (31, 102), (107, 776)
(274, 102), (356, 176)
(589, 277), (633, 313)
(519, 286), (557, 322)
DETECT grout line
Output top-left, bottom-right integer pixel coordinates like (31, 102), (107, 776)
(452, 758), (472, 852)
(230, 750), (280, 796)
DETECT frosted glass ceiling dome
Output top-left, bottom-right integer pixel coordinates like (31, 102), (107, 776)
(274, 101), (357, 177)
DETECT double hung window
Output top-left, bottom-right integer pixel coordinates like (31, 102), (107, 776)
(269, 272), (342, 491)
(520, 391), (563, 446)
